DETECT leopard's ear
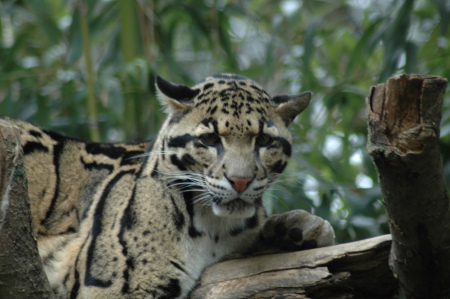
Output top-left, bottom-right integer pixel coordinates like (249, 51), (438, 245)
(155, 76), (200, 114)
(272, 92), (311, 126)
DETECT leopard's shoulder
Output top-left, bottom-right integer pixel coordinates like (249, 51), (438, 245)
(1, 117), (150, 236)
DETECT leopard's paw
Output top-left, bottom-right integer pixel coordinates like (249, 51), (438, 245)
(260, 210), (334, 251)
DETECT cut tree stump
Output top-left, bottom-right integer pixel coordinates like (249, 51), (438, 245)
(366, 74), (450, 298)
(191, 234), (396, 298)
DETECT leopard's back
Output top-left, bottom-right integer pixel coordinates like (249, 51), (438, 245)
(2, 118), (154, 294)
(6, 118), (149, 236)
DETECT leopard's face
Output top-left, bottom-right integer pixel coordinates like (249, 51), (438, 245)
(156, 74), (310, 218)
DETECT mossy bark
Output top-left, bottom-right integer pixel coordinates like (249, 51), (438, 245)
(0, 122), (54, 299)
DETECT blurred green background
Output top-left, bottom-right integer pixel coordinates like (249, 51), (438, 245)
(1, 0), (449, 243)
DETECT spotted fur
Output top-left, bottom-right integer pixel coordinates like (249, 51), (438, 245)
(2, 74), (334, 298)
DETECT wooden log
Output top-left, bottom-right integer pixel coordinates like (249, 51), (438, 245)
(191, 234), (396, 298)
(0, 121), (54, 299)
(366, 74), (450, 298)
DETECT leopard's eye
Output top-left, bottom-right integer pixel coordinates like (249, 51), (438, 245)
(199, 133), (221, 146)
(255, 134), (274, 147)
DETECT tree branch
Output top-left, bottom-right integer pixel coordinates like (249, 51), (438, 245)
(191, 235), (396, 298)
(366, 74), (450, 298)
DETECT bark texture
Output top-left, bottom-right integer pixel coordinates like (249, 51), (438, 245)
(191, 235), (396, 298)
(0, 121), (54, 299)
(366, 74), (450, 298)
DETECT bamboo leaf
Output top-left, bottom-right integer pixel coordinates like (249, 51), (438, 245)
(23, 0), (62, 45)
(67, 8), (83, 64)
(78, 0), (100, 142)
(118, 0), (139, 62)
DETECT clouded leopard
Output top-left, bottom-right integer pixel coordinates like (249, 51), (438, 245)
(1, 74), (334, 298)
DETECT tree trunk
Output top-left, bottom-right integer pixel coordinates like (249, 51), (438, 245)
(0, 121), (54, 299)
(366, 74), (450, 298)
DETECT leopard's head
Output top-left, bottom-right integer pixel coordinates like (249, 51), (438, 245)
(155, 74), (310, 218)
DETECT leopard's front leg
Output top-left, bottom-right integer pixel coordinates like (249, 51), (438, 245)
(258, 210), (334, 251)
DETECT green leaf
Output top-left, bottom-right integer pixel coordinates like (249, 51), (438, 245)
(67, 8), (83, 64)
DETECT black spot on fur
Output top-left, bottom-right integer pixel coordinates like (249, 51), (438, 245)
(167, 134), (195, 148)
(40, 137), (64, 229)
(246, 214), (259, 229)
(170, 196), (185, 231)
(272, 160), (287, 174)
(181, 154), (196, 166)
(85, 143), (126, 160)
(86, 170), (135, 288)
(229, 215), (258, 236)
(201, 117), (213, 127)
(29, 129), (43, 138)
(42, 128), (67, 143)
(23, 141), (49, 155)
(230, 227), (244, 236)
(121, 150), (146, 166)
(119, 185), (139, 294)
(275, 137), (292, 156)
(209, 105), (218, 114)
(189, 226), (203, 238)
(69, 270), (80, 299)
(203, 83), (214, 90)
(250, 84), (263, 92)
(290, 228), (303, 242)
(256, 107), (266, 115)
(158, 278), (181, 299)
(80, 156), (114, 173)
(174, 179), (203, 238)
(170, 155), (187, 171)
(151, 160), (159, 178)
(196, 98), (210, 107)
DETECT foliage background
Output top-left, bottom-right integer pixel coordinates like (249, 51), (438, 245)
(1, 0), (449, 243)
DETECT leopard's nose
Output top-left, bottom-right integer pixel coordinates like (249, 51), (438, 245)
(227, 176), (253, 193)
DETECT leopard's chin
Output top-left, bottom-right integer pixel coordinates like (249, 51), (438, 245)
(212, 199), (256, 218)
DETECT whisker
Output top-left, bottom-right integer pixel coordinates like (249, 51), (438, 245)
(128, 150), (178, 160)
